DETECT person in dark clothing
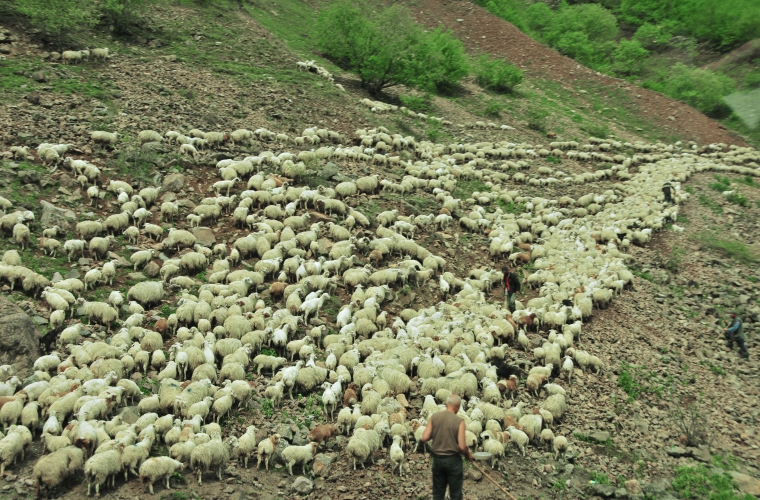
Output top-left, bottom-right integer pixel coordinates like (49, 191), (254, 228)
(724, 312), (749, 359)
(421, 394), (473, 500)
(502, 266), (521, 312)
(662, 181), (673, 203)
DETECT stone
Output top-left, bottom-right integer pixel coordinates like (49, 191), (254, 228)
(315, 238), (333, 255)
(590, 431), (611, 443)
(320, 163), (340, 179)
(65, 270), (80, 279)
(143, 261), (160, 278)
(118, 407), (140, 425)
(141, 141), (165, 153)
(291, 477), (313, 494)
(17, 170), (40, 184)
(690, 446), (711, 463)
(0, 296), (42, 379)
(26, 92), (40, 105)
(728, 472), (760, 496)
(32, 316), (48, 325)
(107, 252), (130, 267)
(31, 71), (47, 82)
(162, 173), (186, 192)
(293, 432), (309, 446)
(466, 470), (482, 481)
(665, 446), (689, 457)
(625, 479), (643, 495)
(128, 272), (146, 281)
(275, 424), (294, 441)
(589, 483), (616, 497)
(192, 227), (216, 247)
(312, 454), (334, 478)
(40, 200), (76, 232)
(614, 488), (629, 498)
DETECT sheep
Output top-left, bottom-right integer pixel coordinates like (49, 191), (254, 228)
(389, 434), (405, 476)
(33, 446), (84, 498)
(12, 223), (30, 250)
(553, 435), (569, 459)
(139, 457), (184, 494)
(480, 430), (506, 471)
(281, 442), (319, 476)
(84, 448), (122, 496)
(121, 436), (154, 481)
(190, 434), (232, 485)
(256, 433), (280, 470)
(127, 281), (164, 307)
(138, 130), (163, 144)
(0, 393), (28, 432)
(506, 426), (529, 456)
(90, 131), (118, 146)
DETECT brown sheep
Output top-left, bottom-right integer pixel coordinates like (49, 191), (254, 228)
(343, 384), (359, 407)
(308, 424), (339, 448)
(269, 282), (287, 300)
(368, 250), (384, 266)
(516, 242), (531, 252)
(154, 318), (169, 338)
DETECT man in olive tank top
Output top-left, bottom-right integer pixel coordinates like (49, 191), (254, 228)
(421, 394), (473, 500)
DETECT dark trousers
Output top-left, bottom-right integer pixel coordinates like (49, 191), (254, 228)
(432, 454), (463, 500)
(725, 332), (749, 358)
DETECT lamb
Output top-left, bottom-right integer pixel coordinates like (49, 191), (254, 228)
(281, 442), (319, 476)
(0, 392), (28, 432)
(254, 433), (280, 470)
(138, 130), (163, 144)
(130, 249), (155, 270)
(139, 456), (184, 494)
(389, 434), (405, 476)
(480, 430), (506, 471)
(506, 426), (529, 456)
(12, 223), (30, 249)
(553, 435), (569, 459)
(84, 448), (122, 496)
(10, 146), (29, 160)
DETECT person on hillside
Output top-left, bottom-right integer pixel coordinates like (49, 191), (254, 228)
(502, 265), (521, 312)
(421, 394), (473, 500)
(662, 180), (673, 204)
(724, 312), (749, 360)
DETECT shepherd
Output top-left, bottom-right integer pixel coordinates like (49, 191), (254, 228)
(502, 265), (521, 312)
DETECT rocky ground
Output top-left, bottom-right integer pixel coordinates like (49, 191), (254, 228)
(0, 3), (759, 500)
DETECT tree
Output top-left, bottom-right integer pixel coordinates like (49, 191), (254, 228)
(612, 39), (649, 75)
(315, 0), (468, 95)
(474, 55), (523, 93)
(100, 0), (146, 34)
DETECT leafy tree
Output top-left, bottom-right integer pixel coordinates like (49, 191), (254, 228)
(12, 0), (96, 35)
(480, 0), (527, 32)
(474, 55), (523, 93)
(524, 2), (554, 38)
(612, 39), (649, 75)
(632, 23), (671, 51)
(544, 3), (618, 46)
(100, 0), (146, 34)
(315, 0), (468, 95)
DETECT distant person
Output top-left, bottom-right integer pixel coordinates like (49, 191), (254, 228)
(724, 312), (749, 360)
(421, 394), (473, 500)
(662, 181), (673, 204)
(502, 265), (520, 312)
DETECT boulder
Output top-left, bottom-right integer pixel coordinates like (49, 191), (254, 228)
(590, 431), (611, 443)
(291, 476), (313, 494)
(729, 471), (760, 497)
(17, 170), (40, 184)
(319, 162), (339, 180)
(143, 261), (160, 278)
(588, 483), (616, 498)
(312, 454), (334, 478)
(0, 296), (42, 378)
(40, 200), (76, 232)
(162, 173), (185, 192)
(192, 227), (216, 247)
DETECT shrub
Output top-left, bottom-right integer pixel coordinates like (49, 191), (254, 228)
(672, 464), (754, 500)
(612, 39), (649, 75)
(632, 22), (671, 51)
(100, 0), (146, 34)
(399, 94), (432, 114)
(316, 0), (468, 95)
(644, 63), (735, 116)
(483, 99), (504, 117)
(474, 55), (523, 93)
(526, 108), (549, 132)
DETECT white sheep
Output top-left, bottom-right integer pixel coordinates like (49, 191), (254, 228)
(281, 442), (318, 476)
(84, 448), (121, 496)
(389, 434), (405, 476)
(139, 456), (184, 494)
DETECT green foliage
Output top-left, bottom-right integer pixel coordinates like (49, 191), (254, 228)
(618, 361), (672, 402)
(612, 39), (649, 76)
(261, 398), (274, 417)
(545, 155), (562, 164)
(632, 23), (671, 51)
(709, 175), (732, 192)
(745, 69), (760, 89)
(591, 472), (610, 485)
(100, 0), (145, 34)
(478, 0), (527, 31)
(552, 480), (567, 491)
(672, 464), (754, 499)
(526, 107), (549, 132)
(474, 55), (523, 93)
(261, 348), (276, 357)
(483, 99), (505, 117)
(644, 64), (735, 116)
(698, 194), (723, 214)
(315, 0), (467, 95)
(12, 0), (96, 35)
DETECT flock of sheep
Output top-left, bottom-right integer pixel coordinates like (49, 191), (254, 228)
(0, 117), (758, 498)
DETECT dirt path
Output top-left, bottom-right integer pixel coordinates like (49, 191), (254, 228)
(411, 0), (746, 146)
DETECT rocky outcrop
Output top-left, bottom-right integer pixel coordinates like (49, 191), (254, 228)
(0, 296), (42, 378)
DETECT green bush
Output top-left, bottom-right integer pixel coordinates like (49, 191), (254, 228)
(672, 464), (754, 499)
(316, 0), (468, 95)
(479, 0), (527, 32)
(632, 23), (671, 51)
(474, 55), (523, 93)
(100, 0), (146, 34)
(526, 108), (549, 132)
(644, 63), (735, 116)
(612, 39), (649, 75)
(399, 94), (432, 114)
(483, 99), (504, 117)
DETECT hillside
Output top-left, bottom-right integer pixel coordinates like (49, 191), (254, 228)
(0, 2), (759, 500)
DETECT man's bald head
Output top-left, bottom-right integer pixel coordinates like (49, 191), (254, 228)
(446, 394), (461, 410)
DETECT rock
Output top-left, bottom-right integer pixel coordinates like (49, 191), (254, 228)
(143, 261), (160, 278)
(293, 432), (309, 446)
(275, 424), (294, 441)
(65, 270), (80, 279)
(32, 316), (48, 325)
(118, 407), (140, 425)
(312, 454), (333, 478)
(107, 252), (130, 267)
(31, 71), (47, 82)
(665, 446), (689, 457)
(17, 170), (40, 184)
(589, 483), (616, 497)
(162, 173), (186, 192)
(78, 258), (90, 266)
(642, 480), (673, 497)
(614, 488), (629, 498)
(128, 272), (146, 281)
(590, 431), (611, 443)
(40, 200), (76, 232)
(319, 163), (340, 179)
(192, 227), (216, 247)
(690, 446), (711, 463)
(291, 477), (313, 494)
(315, 238), (333, 255)
(729, 472), (760, 496)
(141, 141), (165, 153)
(466, 470), (482, 481)
(26, 92), (40, 105)
(0, 296), (42, 379)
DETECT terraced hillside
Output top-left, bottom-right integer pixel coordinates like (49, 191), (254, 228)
(0, 2), (759, 500)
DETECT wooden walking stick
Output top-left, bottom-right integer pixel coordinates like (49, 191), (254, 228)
(470, 460), (517, 500)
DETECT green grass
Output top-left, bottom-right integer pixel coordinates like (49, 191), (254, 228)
(693, 233), (758, 264)
(672, 464), (754, 500)
(591, 472), (610, 485)
(454, 179), (490, 200)
(617, 361), (672, 402)
(698, 194), (724, 215)
(0, 59), (114, 103)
